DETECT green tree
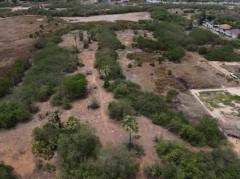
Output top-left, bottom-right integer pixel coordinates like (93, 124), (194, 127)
(122, 115), (138, 150)
(62, 73), (87, 100)
(97, 145), (139, 179)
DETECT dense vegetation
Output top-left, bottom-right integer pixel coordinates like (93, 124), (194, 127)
(0, 31), (78, 128)
(95, 26), (124, 80)
(32, 116), (139, 179)
(0, 60), (30, 98)
(146, 139), (240, 179)
(0, 162), (17, 179)
(109, 80), (225, 147)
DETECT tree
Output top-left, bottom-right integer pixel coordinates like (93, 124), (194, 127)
(122, 115), (138, 150)
(97, 145), (139, 179)
(57, 125), (100, 177)
(62, 73), (87, 100)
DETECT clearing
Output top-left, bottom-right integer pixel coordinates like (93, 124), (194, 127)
(61, 12), (151, 23)
(0, 15), (47, 78)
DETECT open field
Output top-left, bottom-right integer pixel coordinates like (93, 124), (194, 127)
(0, 15), (46, 78)
(61, 12), (151, 23)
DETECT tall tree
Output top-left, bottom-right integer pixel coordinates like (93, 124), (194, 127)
(122, 115), (138, 150)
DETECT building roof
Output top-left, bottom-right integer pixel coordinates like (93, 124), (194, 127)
(230, 29), (240, 36)
(218, 24), (232, 30)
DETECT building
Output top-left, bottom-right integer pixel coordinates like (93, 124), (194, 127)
(228, 29), (240, 39)
(202, 20), (240, 39)
(146, 0), (161, 3)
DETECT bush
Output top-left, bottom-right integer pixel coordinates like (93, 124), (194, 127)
(198, 46), (208, 55)
(62, 74), (87, 100)
(0, 59), (30, 98)
(206, 45), (240, 61)
(62, 97), (72, 110)
(196, 116), (225, 147)
(189, 28), (221, 45)
(96, 145), (139, 179)
(0, 162), (17, 179)
(153, 139), (240, 179)
(58, 124), (100, 176)
(164, 46), (185, 62)
(0, 101), (30, 128)
(108, 100), (134, 121)
(32, 123), (60, 160)
(136, 36), (161, 52)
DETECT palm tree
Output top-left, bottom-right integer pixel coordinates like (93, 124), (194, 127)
(122, 115), (138, 150)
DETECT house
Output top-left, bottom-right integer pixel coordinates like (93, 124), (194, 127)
(146, 0), (161, 3)
(228, 29), (240, 39)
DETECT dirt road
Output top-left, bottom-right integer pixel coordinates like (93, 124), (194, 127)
(61, 12), (151, 23)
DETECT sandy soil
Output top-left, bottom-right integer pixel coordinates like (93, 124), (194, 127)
(61, 12), (151, 23)
(0, 15), (47, 78)
(0, 102), (53, 178)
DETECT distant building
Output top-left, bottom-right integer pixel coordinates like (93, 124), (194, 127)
(228, 29), (240, 39)
(146, 0), (161, 3)
(202, 20), (240, 39)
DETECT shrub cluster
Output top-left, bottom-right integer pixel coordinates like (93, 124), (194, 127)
(0, 60), (30, 98)
(0, 31), (77, 128)
(109, 80), (225, 147)
(32, 116), (139, 179)
(95, 27), (124, 80)
(0, 101), (31, 128)
(206, 45), (240, 61)
(145, 139), (240, 179)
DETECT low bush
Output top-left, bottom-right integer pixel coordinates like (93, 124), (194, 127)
(0, 162), (17, 179)
(108, 99), (134, 120)
(0, 59), (30, 98)
(206, 45), (240, 61)
(136, 36), (161, 52)
(164, 46), (185, 62)
(147, 139), (240, 179)
(0, 101), (30, 128)
(189, 28), (221, 45)
(32, 123), (60, 160)
(62, 74), (87, 100)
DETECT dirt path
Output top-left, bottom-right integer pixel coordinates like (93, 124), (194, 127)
(61, 12), (151, 23)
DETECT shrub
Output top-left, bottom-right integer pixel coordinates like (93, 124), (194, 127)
(206, 45), (240, 61)
(0, 101), (30, 128)
(62, 74), (87, 100)
(136, 36), (161, 52)
(189, 28), (221, 45)
(164, 46), (185, 62)
(96, 145), (139, 179)
(88, 98), (100, 110)
(0, 162), (17, 179)
(108, 100), (134, 120)
(198, 46), (208, 55)
(153, 139), (240, 179)
(58, 124), (100, 175)
(62, 97), (72, 110)
(196, 116), (225, 147)
(0, 59), (30, 98)
(32, 123), (60, 160)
